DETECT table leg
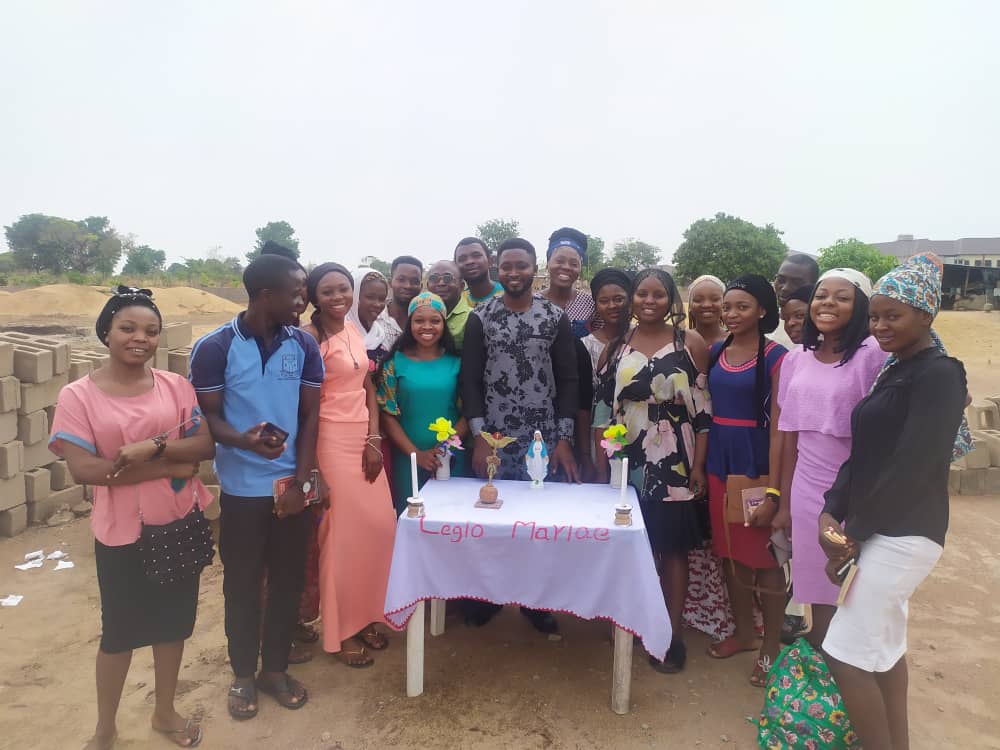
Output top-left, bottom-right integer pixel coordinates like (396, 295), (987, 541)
(611, 626), (633, 715)
(430, 598), (446, 636)
(406, 601), (425, 697)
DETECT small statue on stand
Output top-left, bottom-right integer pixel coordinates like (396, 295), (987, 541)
(525, 430), (548, 488)
(477, 431), (516, 508)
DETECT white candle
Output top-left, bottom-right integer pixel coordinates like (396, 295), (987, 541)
(620, 457), (628, 504)
(410, 451), (419, 497)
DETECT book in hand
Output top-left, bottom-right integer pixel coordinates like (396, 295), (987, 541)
(273, 471), (321, 507)
(741, 486), (768, 527)
(835, 557), (859, 606)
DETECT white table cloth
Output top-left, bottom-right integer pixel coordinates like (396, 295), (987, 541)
(384, 478), (671, 662)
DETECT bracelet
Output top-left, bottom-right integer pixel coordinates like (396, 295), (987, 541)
(366, 434), (382, 441)
(365, 444), (383, 459)
(151, 434), (167, 460)
(766, 487), (781, 498)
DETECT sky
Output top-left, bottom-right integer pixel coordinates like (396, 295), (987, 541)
(1, 1), (997, 270)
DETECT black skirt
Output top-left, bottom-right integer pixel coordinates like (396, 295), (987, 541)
(95, 538), (199, 653)
(639, 498), (704, 556)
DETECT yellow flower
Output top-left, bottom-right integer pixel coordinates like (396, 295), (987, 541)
(603, 424), (628, 440)
(428, 417), (456, 443)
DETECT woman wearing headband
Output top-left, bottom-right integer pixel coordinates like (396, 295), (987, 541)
(49, 287), (214, 749)
(305, 264), (395, 668)
(542, 227), (595, 339)
(704, 275), (787, 686)
(819, 253), (968, 749)
(775, 268), (886, 646)
(687, 275), (728, 347)
(377, 292), (466, 512)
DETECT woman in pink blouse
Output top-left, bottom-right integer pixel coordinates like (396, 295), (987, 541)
(49, 288), (215, 750)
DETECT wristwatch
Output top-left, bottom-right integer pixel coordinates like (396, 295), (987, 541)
(301, 479), (313, 495)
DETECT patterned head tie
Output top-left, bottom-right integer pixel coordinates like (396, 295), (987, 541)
(817, 267), (873, 299)
(408, 291), (447, 317)
(872, 252), (941, 316)
(96, 286), (161, 344)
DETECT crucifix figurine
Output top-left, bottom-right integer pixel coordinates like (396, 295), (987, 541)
(478, 431), (516, 505)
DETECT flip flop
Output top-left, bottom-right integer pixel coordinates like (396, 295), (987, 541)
(336, 644), (374, 668)
(288, 640), (314, 664)
(227, 681), (258, 721)
(255, 673), (309, 710)
(357, 625), (389, 651)
(706, 636), (762, 659)
(293, 622), (320, 644)
(153, 718), (203, 748)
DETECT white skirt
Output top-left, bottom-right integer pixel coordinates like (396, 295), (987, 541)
(823, 533), (942, 672)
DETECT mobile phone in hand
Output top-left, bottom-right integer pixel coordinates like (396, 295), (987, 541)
(260, 422), (289, 446)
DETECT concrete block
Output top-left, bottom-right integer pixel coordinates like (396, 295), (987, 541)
(9, 343), (54, 383)
(967, 400), (1000, 430)
(28, 484), (83, 525)
(973, 429), (1000, 467)
(0, 342), (12, 378)
(24, 467), (50, 503)
(0, 376), (20, 412)
(0, 333), (70, 374)
(202, 485), (221, 520)
(987, 468), (1000, 495)
(158, 322), (192, 350)
(0, 411), (17, 444)
(987, 395), (1000, 411)
(0, 504), (27, 537)
(76, 350), (110, 367)
(18, 372), (68, 415)
(16, 410), (48, 445)
(48, 459), (75, 490)
(960, 467), (986, 495)
(168, 348), (191, 377)
(22, 438), (57, 471)
(68, 359), (93, 382)
(949, 465), (963, 495)
(0, 441), (23, 478)
(965, 440), (992, 470)
(0, 473), (26, 511)
(153, 348), (169, 370)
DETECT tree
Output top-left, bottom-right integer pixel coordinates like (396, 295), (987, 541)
(247, 220), (300, 263)
(672, 212), (788, 284)
(3, 213), (122, 273)
(360, 255), (392, 277)
(608, 238), (661, 271)
(122, 244), (167, 275)
(475, 217), (520, 253)
(817, 238), (897, 283)
(581, 236), (606, 281)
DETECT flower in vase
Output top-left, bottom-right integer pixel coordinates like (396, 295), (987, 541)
(428, 417), (456, 443)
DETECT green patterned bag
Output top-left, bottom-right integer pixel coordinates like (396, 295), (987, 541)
(758, 638), (861, 749)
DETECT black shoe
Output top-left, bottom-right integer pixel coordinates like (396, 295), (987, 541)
(520, 607), (559, 634)
(781, 614), (806, 645)
(461, 600), (501, 627)
(650, 640), (687, 673)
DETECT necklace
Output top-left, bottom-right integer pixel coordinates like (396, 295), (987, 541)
(331, 326), (359, 369)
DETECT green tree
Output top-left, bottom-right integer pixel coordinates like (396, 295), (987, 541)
(360, 255), (392, 277)
(609, 238), (661, 271)
(672, 212), (788, 284)
(247, 220), (300, 263)
(475, 217), (520, 253)
(122, 244), (167, 275)
(817, 238), (897, 283)
(3, 213), (122, 273)
(581, 236), (606, 281)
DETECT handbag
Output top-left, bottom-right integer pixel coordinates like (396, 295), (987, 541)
(137, 500), (215, 585)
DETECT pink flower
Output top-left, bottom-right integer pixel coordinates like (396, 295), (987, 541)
(641, 420), (677, 464)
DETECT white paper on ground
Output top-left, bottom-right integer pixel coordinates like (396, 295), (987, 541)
(24, 550), (44, 561)
(53, 560), (75, 571)
(14, 560), (44, 571)
(46, 550), (67, 560)
(1, 595), (24, 606)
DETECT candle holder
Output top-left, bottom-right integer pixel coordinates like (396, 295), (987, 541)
(614, 503), (633, 526)
(406, 496), (425, 518)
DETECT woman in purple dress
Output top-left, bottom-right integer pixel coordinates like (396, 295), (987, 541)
(775, 268), (886, 646)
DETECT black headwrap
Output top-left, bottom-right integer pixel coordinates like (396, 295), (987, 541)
(95, 286), (162, 346)
(709, 274), (780, 428)
(546, 227), (588, 261)
(786, 283), (814, 306)
(589, 267), (632, 299)
(307, 262), (354, 337)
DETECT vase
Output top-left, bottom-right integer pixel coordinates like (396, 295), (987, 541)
(435, 449), (451, 481)
(609, 457), (623, 489)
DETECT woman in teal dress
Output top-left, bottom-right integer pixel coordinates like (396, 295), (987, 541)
(377, 292), (469, 513)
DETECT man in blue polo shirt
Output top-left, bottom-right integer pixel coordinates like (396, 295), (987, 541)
(190, 253), (324, 720)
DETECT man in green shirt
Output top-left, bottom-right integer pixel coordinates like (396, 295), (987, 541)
(426, 260), (471, 350)
(455, 237), (503, 307)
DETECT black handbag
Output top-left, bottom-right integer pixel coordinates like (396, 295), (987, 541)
(138, 503), (215, 585)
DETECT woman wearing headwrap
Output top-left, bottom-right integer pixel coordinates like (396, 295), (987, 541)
(687, 275), (728, 347)
(377, 292), (467, 513)
(703, 275), (787, 686)
(542, 227), (594, 339)
(304, 264), (396, 668)
(818, 253), (968, 749)
(344, 268), (395, 374)
(774, 268), (886, 646)
(582, 268), (632, 379)
(49, 287), (214, 749)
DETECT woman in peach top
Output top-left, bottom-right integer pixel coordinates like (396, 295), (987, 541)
(49, 288), (214, 750)
(303, 263), (396, 667)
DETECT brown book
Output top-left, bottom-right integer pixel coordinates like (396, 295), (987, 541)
(836, 559), (859, 606)
(725, 474), (770, 525)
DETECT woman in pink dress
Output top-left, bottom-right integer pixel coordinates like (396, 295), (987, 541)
(49, 287), (214, 749)
(304, 263), (396, 668)
(775, 269), (886, 646)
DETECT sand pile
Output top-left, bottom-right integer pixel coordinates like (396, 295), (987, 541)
(0, 285), (243, 318)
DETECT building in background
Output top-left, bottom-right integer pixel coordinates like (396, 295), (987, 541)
(873, 234), (1000, 268)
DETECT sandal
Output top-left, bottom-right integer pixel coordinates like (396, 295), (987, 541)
(288, 640), (314, 664)
(357, 625), (389, 651)
(227, 680), (258, 720)
(335, 642), (374, 669)
(153, 718), (203, 748)
(707, 636), (762, 659)
(750, 654), (773, 688)
(255, 672), (309, 710)
(293, 622), (319, 644)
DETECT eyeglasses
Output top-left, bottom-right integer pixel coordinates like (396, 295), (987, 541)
(427, 273), (457, 285)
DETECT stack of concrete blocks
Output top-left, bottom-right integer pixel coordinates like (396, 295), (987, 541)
(949, 398), (1000, 496)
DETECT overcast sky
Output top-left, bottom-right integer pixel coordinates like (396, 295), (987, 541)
(1, 1), (997, 269)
